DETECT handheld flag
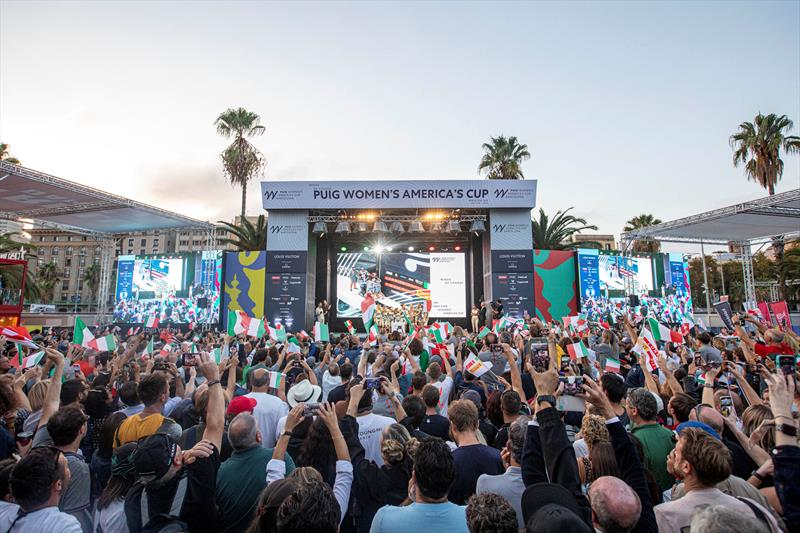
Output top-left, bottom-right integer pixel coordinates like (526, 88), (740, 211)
(71, 318), (94, 348)
(605, 357), (621, 374)
(632, 330), (659, 372)
(464, 355), (490, 378)
(476, 327), (491, 339)
(269, 371), (283, 389)
(344, 320), (356, 335)
(145, 316), (159, 329)
(646, 318), (683, 344)
(1, 326), (38, 349)
(566, 341), (590, 361)
(21, 351), (45, 369)
(361, 294), (376, 332)
(228, 310), (265, 338)
(368, 324), (380, 344)
(89, 334), (117, 352)
(313, 322), (329, 343)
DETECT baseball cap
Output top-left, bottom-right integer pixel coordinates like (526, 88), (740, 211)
(521, 483), (592, 533)
(132, 433), (178, 481)
(676, 420), (721, 440)
(227, 396), (257, 417)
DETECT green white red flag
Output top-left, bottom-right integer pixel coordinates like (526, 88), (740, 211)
(476, 327), (491, 339)
(368, 325), (380, 344)
(464, 355), (490, 377)
(269, 371), (283, 389)
(71, 317), (94, 348)
(646, 318), (683, 343)
(344, 320), (356, 335)
(1, 326), (37, 349)
(605, 357), (621, 374)
(361, 294), (376, 332)
(313, 322), (329, 343)
(566, 341), (590, 361)
(145, 316), (159, 329)
(89, 334), (116, 352)
(228, 310), (265, 338)
(21, 351), (44, 369)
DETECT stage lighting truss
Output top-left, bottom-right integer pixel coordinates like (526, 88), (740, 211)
(307, 213), (486, 235)
(335, 221), (351, 234)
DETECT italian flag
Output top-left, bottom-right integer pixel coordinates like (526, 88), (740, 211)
(646, 318), (683, 343)
(89, 334), (117, 352)
(402, 329), (418, 351)
(403, 311), (413, 330)
(228, 310), (265, 338)
(211, 347), (224, 364)
(493, 316), (511, 332)
(429, 322), (448, 343)
(269, 371), (283, 389)
(145, 316), (159, 329)
(368, 324), (380, 344)
(72, 317), (95, 348)
(266, 323), (287, 342)
(566, 341), (590, 361)
(313, 322), (329, 343)
(142, 338), (155, 355)
(344, 320), (356, 335)
(605, 357), (621, 374)
(0, 326), (37, 349)
(361, 294), (376, 332)
(21, 351), (44, 369)
(298, 330), (310, 341)
(476, 327), (491, 339)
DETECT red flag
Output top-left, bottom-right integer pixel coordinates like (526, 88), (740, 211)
(0, 326), (37, 348)
(757, 302), (772, 325)
(769, 301), (792, 329)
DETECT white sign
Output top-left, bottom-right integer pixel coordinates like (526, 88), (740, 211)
(429, 253), (466, 317)
(262, 180), (537, 210)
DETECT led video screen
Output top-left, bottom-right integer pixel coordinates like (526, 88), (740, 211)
(576, 248), (692, 321)
(336, 252), (466, 319)
(114, 251), (222, 324)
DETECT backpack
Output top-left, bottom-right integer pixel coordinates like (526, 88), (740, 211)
(125, 476), (189, 533)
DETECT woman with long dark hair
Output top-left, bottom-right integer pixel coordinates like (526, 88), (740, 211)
(94, 442), (137, 533)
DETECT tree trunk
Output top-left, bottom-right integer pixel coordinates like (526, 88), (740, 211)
(769, 182), (775, 196)
(241, 185), (247, 222)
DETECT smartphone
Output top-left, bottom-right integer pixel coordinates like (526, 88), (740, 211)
(365, 378), (381, 391)
(720, 396), (733, 417)
(776, 355), (796, 375)
(560, 356), (571, 372)
(556, 395), (585, 412)
(182, 353), (197, 367)
(303, 403), (320, 417)
(694, 355), (703, 366)
(559, 376), (584, 395)
(530, 343), (549, 372)
(71, 364), (81, 373)
(15, 431), (33, 446)
(491, 344), (503, 355)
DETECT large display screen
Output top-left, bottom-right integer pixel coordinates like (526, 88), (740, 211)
(577, 248), (692, 322)
(336, 252), (466, 319)
(113, 251), (222, 324)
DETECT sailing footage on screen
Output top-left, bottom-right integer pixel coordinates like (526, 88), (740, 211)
(336, 251), (466, 327)
(113, 254), (221, 325)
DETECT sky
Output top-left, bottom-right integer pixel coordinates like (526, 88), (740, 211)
(1, 1), (799, 251)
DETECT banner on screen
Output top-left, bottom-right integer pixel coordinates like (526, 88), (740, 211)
(114, 252), (222, 325)
(336, 252), (466, 320)
(262, 180), (537, 210)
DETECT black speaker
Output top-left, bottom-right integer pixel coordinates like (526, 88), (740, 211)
(628, 294), (640, 307)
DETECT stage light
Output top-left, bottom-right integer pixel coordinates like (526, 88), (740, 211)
(454, 245), (461, 251)
(375, 244), (384, 254)
(408, 246), (415, 251)
(373, 221), (389, 233)
(469, 220), (486, 234)
(387, 246), (393, 251)
(428, 246), (435, 252)
(445, 220), (461, 233)
(335, 221), (351, 234)
(364, 246), (370, 251)
(430, 222), (443, 233)
(340, 246), (347, 252)
(390, 221), (405, 234)
(312, 222), (327, 235)
(356, 222), (368, 232)
(408, 221), (424, 233)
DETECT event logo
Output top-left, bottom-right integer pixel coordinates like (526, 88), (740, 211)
(493, 224), (507, 232)
(269, 226), (284, 234)
(263, 190), (280, 200)
(494, 189), (510, 198)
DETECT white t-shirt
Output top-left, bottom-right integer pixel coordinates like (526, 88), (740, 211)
(356, 412), (394, 466)
(94, 499), (129, 533)
(432, 375), (454, 417)
(0, 505), (82, 533)
(572, 438), (589, 459)
(246, 392), (289, 448)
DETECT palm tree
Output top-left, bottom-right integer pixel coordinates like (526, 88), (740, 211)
(0, 143), (20, 165)
(531, 207), (598, 250)
(217, 215), (267, 251)
(623, 214), (663, 253)
(0, 232), (41, 301)
(84, 263), (101, 308)
(214, 108), (266, 220)
(730, 113), (800, 196)
(36, 261), (60, 304)
(478, 135), (530, 179)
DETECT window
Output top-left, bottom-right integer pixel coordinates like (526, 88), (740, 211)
(52, 247), (59, 256)
(67, 236), (74, 242)
(79, 256), (86, 266)
(65, 258), (72, 267)
(82, 236), (87, 241)
(39, 236), (45, 242)
(77, 280), (84, 291)
(153, 239), (159, 247)
(62, 268), (70, 278)
(94, 257), (101, 264)
(79, 247), (86, 255)
(54, 236), (61, 242)
(62, 280), (70, 291)
(192, 240), (200, 246)
(61, 292), (68, 302)
(140, 239), (146, 246)
(139, 249), (145, 255)
(127, 238), (134, 247)
(65, 247), (73, 256)
(180, 240), (189, 246)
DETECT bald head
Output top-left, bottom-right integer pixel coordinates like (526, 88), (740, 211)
(251, 369), (270, 390)
(698, 405), (724, 433)
(589, 476), (641, 533)
(228, 413), (260, 450)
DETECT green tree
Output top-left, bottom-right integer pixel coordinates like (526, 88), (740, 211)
(0, 143), (20, 165)
(84, 263), (101, 308)
(531, 207), (598, 250)
(623, 214), (663, 253)
(36, 261), (60, 304)
(214, 108), (266, 220)
(217, 215), (267, 251)
(478, 135), (530, 179)
(688, 255), (721, 308)
(730, 113), (800, 196)
(0, 232), (40, 301)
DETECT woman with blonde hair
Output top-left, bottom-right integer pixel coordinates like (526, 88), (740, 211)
(576, 414), (619, 491)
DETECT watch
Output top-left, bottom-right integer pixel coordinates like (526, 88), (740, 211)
(537, 395), (556, 406)
(776, 422), (797, 437)
(280, 430), (293, 439)
(750, 470), (766, 482)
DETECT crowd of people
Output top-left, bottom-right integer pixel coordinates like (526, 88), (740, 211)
(112, 291), (219, 325)
(0, 307), (797, 533)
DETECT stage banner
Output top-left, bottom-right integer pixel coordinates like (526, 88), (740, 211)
(576, 248), (601, 301)
(222, 252), (266, 320)
(489, 209), (534, 251)
(757, 301), (772, 325)
(262, 180), (537, 210)
(491, 250), (534, 272)
(491, 272), (534, 319)
(266, 210), (310, 330)
(266, 210), (309, 251)
(533, 249), (578, 323)
(265, 273), (306, 331)
(769, 301), (792, 329)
